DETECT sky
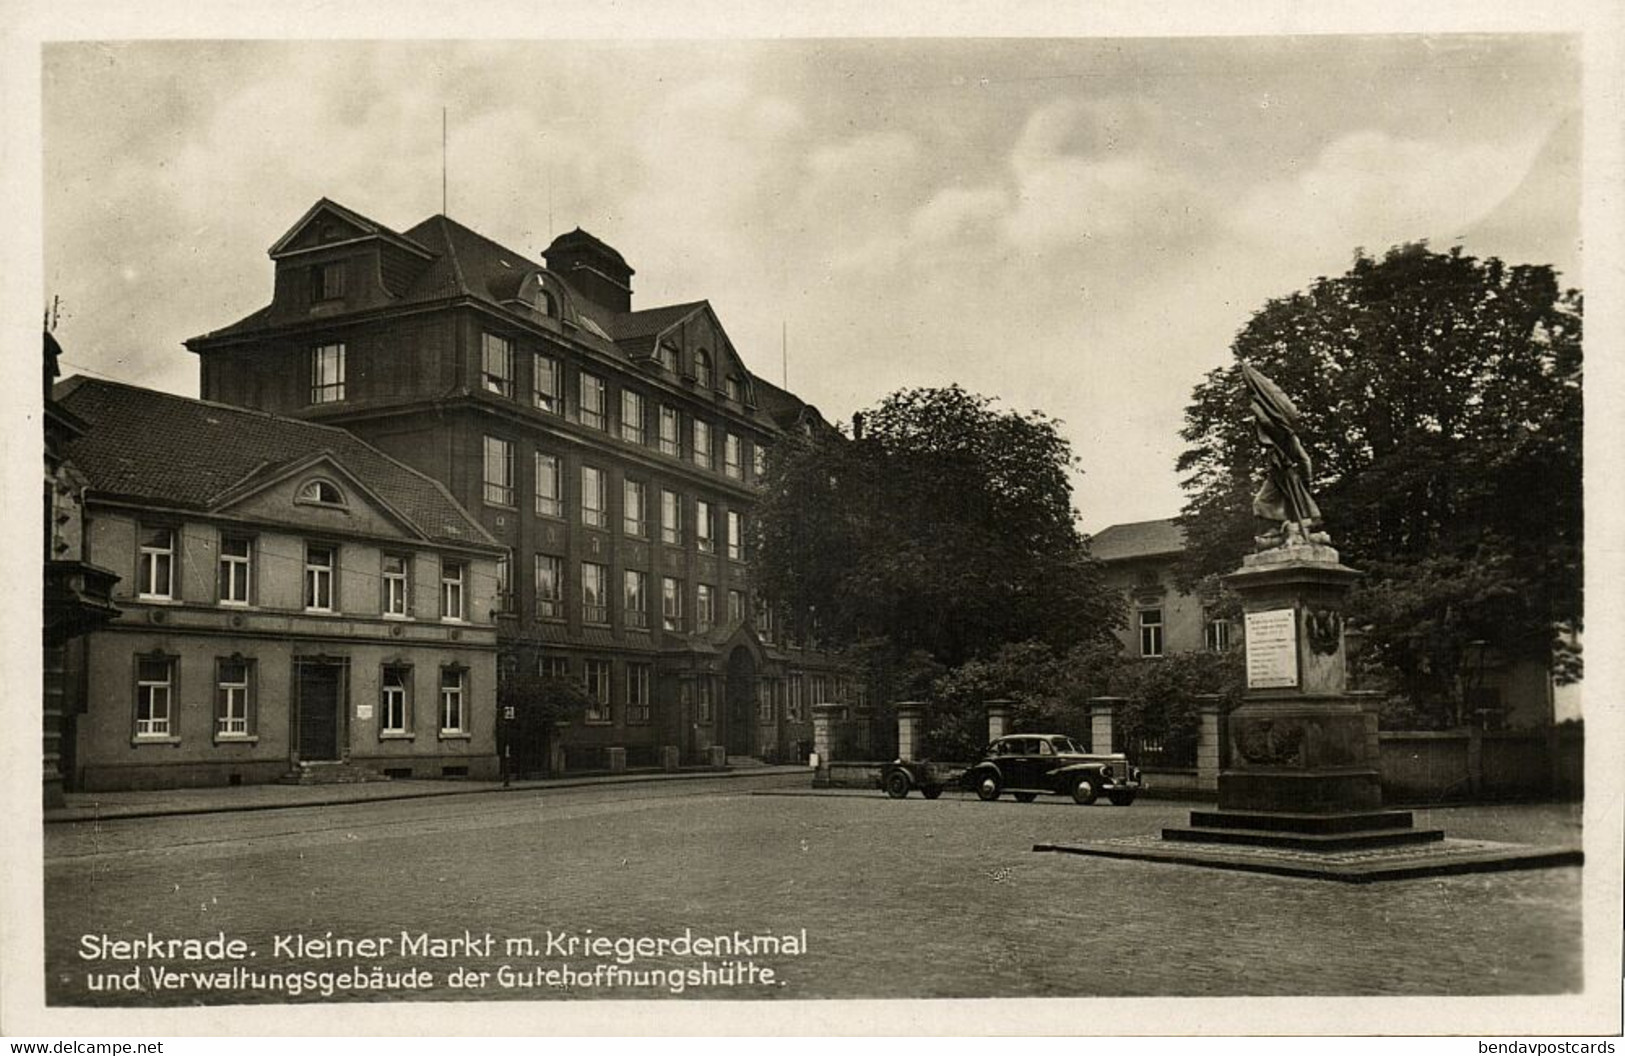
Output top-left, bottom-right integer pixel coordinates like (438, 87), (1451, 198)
(41, 35), (1581, 533)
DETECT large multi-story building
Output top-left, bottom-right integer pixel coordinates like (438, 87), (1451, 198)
(54, 378), (506, 790)
(186, 198), (848, 772)
(1089, 518), (1232, 660)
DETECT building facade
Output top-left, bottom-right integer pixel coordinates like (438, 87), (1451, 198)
(186, 199), (847, 771)
(55, 379), (505, 791)
(1089, 518), (1232, 660)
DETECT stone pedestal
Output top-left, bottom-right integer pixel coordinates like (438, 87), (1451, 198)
(606, 746), (627, 772)
(1164, 542), (1441, 849)
(985, 700), (1012, 743)
(661, 745), (680, 772)
(705, 745), (728, 768)
(1089, 697), (1122, 755)
(895, 703), (924, 762)
(1196, 696), (1222, 793)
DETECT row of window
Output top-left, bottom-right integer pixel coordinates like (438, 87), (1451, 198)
(1135, 608), (1234, 658)
(138, 527), (473, 621)
(535, 655), (835, 727)
(133, 655), (470, 741)
(533, 558), (749, 632)
(484, 444), (749, 557)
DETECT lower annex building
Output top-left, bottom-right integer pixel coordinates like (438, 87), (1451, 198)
(185, 198), (853, 774)
(54, 378), (506, 791)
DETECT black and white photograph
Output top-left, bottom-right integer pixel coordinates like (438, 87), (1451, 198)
(5, 1), (1622, 1041)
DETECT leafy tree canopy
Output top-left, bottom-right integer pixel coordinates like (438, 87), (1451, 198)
(754, 385), (1122, 672)
(1177, 243), (1582, 719)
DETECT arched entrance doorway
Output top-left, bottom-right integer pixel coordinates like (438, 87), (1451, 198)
(725, 646), (756, 757)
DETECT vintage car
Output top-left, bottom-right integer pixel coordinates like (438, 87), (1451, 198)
(964, 733), (1142, 805)
(879, 759), (966, 800)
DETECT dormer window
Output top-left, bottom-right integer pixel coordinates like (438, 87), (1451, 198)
(297, 479), (346, 507)
(310, 261), (346, 303)
(724, 375), (743, 402)
(531, 285), (555, 317)
(695, 350), (714, 390)
(310, 343), (345, 404)
(656, 342), (679, 373)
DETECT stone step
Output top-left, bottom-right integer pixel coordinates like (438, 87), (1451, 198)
(1188, 809), (1417, 835)
(1161, 824), (1446, 852)
(279, 761), (389, 785)
(725, 755), (768, 769)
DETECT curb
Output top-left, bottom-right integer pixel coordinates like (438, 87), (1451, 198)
(45, 766), (813, 825)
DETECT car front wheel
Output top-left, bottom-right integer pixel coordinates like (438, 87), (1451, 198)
(976, 774), (1001, 802)
(884, 771), (911, 799)
(1107, 791), (1137, 807)
(1072, 777), (1099, 805)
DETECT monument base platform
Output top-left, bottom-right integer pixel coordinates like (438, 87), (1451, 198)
(1164, 807), (1444, 851)
(1033, 834), (1582, 883)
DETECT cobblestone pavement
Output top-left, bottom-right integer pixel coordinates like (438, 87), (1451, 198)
(43, 783), (1583, 1004)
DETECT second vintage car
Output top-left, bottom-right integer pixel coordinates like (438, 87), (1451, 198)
(964, 733), (1142, 805)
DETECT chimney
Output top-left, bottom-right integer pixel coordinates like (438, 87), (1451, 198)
(543, 228), (634, 314)
(852, 412), (865, 440)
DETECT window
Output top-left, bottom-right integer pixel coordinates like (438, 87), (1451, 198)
(298, 479), (344, 506)
(725, 434), (743, 479)
(786, 674), (803, 723)
(535, 554), (564, 619)
(310, 343), (345, 404)
(696, 500), (715, 553)
(757, 682), (774, 723)
(135, 656), (175, 739)
(539, 656), (569, 681)
(216, 658), (253, 738)
(696, 584), (715, 632)
(753, 441), (768, 481)
(581, 466), (607, 528)
(662, 576), (684, 632)
(728, 589), (745, 625)
(692, 419), (713, 469)
(584, 660), (611, 723)
(626, 663), (652, 724)
(812, 675), (830, 705)
(580, 372), (607, 430)
(534, 354), (562, 414)
(483, 436), (514, 506)
(656, 342), (679, 373)
(218, 535), (251, 605)
(382, 553), (409, 617)
(311, 261), (345, 302)
(439, 667), (467, 734)
(621, 390), (645, 444)
(757, 601), (775, 643)
(534, 452), (562, 517)
(623, 479), (647, 537)
(658, 405), (681, 457)
(481, 333), (515, 397)
(725, 375), (743, 402)
(531, 284), (556, 317)
(624, 569), (649, 629)
(138, 527), (175, 600)
(696, 677), (714, 723)
(695, 349), (714, 389)
(441, 561), (466, 620)
(661, 489), (683, 545)
(582, 561), (609, 625)
(1206, 616), (1232, 652)
(304, 545), (335, 612)
(727, 510), (745, 561)
(496, 555), (514, 614)
(381, 665), (411, 735)
(1139, 608), (1164, 658)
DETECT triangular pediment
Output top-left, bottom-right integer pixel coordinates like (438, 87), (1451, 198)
(210, 451), (430, 542)
(269, 198), (433, 260)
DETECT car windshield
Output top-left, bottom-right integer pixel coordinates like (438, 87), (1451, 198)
(1051, 737), (1087, 754)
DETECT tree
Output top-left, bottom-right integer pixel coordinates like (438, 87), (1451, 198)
(754, 386), (1122, 672)
(497, 672), (598, 777)
(1177, 243), (1582, 721)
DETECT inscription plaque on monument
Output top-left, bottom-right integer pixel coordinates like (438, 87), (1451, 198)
(1244, 608), (1298, 688)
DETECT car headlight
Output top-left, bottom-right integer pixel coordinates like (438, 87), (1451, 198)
(1100, 764), (1114, 780)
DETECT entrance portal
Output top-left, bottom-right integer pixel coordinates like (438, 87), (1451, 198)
(725, 647), (756, 757)
(295, 659), (344, 761)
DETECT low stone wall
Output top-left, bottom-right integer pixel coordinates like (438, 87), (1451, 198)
(1139, 767), (1204, 800)
(822, 761), (884, 790)
(1378, 728), (1582, 804)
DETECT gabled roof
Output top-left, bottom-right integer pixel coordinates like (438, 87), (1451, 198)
(268, 197), (432, 260)
(55, 377), (500, 551)
(1088, 518), (1187, 562)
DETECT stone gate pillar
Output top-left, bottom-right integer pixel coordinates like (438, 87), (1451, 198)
(1196, 695), (1222, 793)
(985, 699), (1012, 742)
(1090, 697), (1123, 755)
(811, 702), (846, 787)
(896, 702), (924, 761)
